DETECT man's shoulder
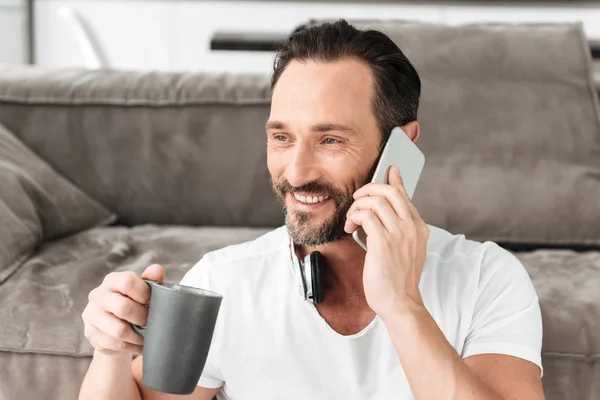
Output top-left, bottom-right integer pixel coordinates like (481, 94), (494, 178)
(201, 226), (289, 269)
(180, 226), (290, 290)
(426, 224), (528, 287)
(426, 224), (488, 262)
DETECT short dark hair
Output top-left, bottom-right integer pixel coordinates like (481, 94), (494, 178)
(271, 19), (421, 147)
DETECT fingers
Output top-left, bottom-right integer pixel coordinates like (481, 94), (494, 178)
(103, 291), (149, 327)
(83, 267), (160, 355)
(84, 324), (144, 356)
(141, 264), (165, 283)
(353, 167), (412, 221)
(387, 166), (427, 225)
(350, 166), (428, 244)
(83, 304), (145, 347)
(387, 165), (409, 200)
(345, 196), (398, 233)
(353, 184), (411, 221)
(103, 271), (152, 304)
(346, 210), (386, 241)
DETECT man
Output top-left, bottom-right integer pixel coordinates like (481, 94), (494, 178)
(79, 20), (544, 400)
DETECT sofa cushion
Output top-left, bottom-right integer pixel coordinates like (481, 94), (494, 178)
(515, 249), (600, 400)
(0, 224), (270, 356)
(337, 20), (600, 248)
(0, 123), (115, 284)
(0, 68), (282, 229)
(515, 249), (600, 358)
(0, 352), (93, 400)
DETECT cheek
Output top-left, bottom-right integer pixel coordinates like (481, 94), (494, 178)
(340, 157), (377, 193)
(266, 147), (285, 179)
(323, 158), (363, 193)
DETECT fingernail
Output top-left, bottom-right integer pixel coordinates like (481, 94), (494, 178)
(394, 165), (401, 175)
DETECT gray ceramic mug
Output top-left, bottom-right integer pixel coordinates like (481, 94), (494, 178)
(131, 280), (223, 395)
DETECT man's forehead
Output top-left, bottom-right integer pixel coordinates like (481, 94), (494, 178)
(270, 59), (375, 128)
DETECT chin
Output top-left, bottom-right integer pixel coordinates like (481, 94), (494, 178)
(285, 209), (349, 246)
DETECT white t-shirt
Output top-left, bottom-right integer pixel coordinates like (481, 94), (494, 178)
(180, 225), (542, 400)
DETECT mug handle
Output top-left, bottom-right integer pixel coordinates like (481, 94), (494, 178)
(131, 323), (146, 337)
(130, 279), (152, 337)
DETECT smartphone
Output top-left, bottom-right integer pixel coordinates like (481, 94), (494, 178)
(351, 126), (426, 251)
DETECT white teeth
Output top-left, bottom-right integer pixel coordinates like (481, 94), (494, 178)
(293, 193), (329, 204)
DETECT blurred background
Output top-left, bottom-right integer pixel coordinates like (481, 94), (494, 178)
(1, 0), (599, 76)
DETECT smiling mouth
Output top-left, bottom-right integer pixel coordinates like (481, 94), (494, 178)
(292, 193), (330, 205)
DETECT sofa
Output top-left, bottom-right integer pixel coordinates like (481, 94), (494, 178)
(1, 20), (599, 400)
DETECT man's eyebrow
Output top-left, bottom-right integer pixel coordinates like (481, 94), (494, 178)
(265, 120), (286, 130)
(265, 120), (355, 135)
(311, 123), (355, 135)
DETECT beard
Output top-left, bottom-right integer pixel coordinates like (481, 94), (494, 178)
(271, 167), (376, 246)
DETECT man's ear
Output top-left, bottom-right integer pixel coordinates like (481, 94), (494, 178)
(401, 121), (420, 142)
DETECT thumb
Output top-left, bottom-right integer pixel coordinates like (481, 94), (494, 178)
(141, 264), (165, 282)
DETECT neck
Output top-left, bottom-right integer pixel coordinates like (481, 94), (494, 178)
(296, 235), (366, 297)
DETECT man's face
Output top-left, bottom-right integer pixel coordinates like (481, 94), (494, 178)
(267, 58), (381, 246)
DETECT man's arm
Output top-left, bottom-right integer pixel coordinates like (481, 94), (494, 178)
(79, 265), (222, 400)
(79, 352), (142, 400)
(131, 356), (221, 400)
(383, 304), (544, 400)
(345, 164), (545, 400)
(79, 351), (220, 400)
(465, 354), (544, 400)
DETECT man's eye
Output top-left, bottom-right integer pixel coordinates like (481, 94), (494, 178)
(323, 137), (341, 145)
(274, 135), (288, 142)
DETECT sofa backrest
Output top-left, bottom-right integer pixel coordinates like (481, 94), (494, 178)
(1, 21), (600, 248)
(348, 20), (600, 248)
(0, 70), (283, 228)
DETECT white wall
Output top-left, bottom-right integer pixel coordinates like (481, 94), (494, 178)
(0, 0), (27, 65)
(33, 1), (600, 74)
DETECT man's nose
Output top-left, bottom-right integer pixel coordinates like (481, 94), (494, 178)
(285, 143), (320, 188)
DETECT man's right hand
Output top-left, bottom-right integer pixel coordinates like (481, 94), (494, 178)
(82, 264), (165, 356)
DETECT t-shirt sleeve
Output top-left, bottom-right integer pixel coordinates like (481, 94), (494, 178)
(180, 257), (225, 389)
(461, 242), (543, 376)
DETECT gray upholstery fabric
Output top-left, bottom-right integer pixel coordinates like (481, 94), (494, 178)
(0, 351), (92, 400)
(0, 68), (282, 229)
(343, 20), (600, 247)
(0, 225), (270, 356)
(0, 123), (115, 284)
(514, 250), (600, 356)
(541, 356), (600, 400)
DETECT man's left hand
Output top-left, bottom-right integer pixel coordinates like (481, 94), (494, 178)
(344, 165), (430, 319)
